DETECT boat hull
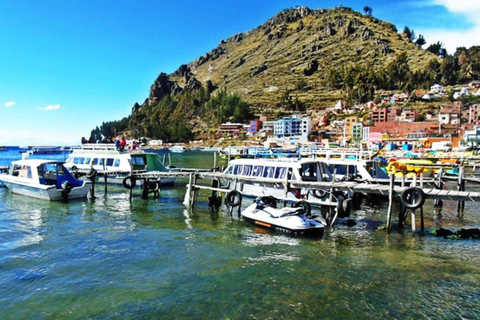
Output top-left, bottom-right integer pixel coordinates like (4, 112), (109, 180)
(0, 179), (91, 201)
(241, 203), (325, 236)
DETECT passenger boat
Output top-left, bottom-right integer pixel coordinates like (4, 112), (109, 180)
(240, 196), (326, 236)
(318, 158), (390, 181)
(63, 144), (176, 186)
(0, 159), (91, 200)
(221, 157), (351, 214)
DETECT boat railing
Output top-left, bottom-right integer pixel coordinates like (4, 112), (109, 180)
(303, 148), (374, 160)
(80, 143), (118, 151)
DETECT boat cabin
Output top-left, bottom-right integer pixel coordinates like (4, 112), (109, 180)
(223, 158), (333, 182)
(9, 160), (83, 189)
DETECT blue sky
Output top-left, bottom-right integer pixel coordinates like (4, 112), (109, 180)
(1, 0), (479, 146)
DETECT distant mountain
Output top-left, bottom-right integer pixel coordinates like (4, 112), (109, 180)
(129, 6), (440, 141)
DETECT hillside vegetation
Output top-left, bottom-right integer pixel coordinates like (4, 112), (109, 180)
(90, 6), (480, 142)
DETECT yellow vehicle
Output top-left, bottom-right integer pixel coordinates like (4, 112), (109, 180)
(386, 159), (436, 178)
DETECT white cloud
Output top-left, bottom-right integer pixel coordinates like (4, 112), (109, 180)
(4, 101), (15, 107)
(424, 0), (480, 53)
(37, 103), (61, 111)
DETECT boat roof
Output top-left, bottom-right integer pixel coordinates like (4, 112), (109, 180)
(11, 159), (64, 166)
(226, 158), (319, 166)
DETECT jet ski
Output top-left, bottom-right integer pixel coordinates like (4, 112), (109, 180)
(240, 196), (326, 236)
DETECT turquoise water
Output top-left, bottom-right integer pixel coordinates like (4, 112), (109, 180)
(1, 149), (480, 319)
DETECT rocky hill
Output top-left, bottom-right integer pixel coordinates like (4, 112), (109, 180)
(130, 6), (440, 140)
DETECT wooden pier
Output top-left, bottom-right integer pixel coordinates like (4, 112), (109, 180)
(95, 165), (480, 233)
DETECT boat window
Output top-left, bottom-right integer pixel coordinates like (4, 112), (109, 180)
(252, 165), (263, 176)
(98, 158), (105, 167)
(85, 158), (91, 165)
(301, 163), (318, 181)
(106, 158), (114, 167)
(243, 165), (252, 176)
(132, 157), (145, 166)
(114, 159), (121, 167)
(263, 166), (274, 178)
(18, 165), (32, 178)
(275, 167), (287, 179)
(92, 158), (99, 166)
(233, 165), (243, 175)
(73, 157), (85, 165)
(225, 165), (234, 175)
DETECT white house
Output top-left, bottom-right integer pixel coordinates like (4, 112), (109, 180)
(430, 84), (444, 93)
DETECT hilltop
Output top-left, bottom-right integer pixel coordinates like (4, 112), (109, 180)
(124, 6), (445, 141)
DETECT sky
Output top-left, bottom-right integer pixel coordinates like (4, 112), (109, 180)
(0, 0), (479, 146)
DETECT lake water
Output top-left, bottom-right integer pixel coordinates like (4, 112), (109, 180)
(1, 148), (480, 319)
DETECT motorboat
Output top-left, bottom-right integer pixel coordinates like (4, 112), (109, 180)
(318, 158), (390, 181)
(221, 157), (352, 213)
(63, 143), (176, 186)
(168, 145), (189, 153)
(0, 159), (91, 201)
(240, 196), (326, 236)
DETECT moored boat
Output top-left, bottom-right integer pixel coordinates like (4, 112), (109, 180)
(221, 157), (352, 214)
(63, 143), (176, 186)
(168, 145), (189, 153)
(0, 159), (91, 200)
(240, 196), (326, 236)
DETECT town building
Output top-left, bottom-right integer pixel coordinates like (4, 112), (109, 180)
(219, 122), (244, 136)
(247, 119), (262, 135)
(273, 115), (311, 143)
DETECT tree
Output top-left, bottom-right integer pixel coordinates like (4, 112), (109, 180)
(403, 26), (415, 42)
(363, 6), (372, 15)
(415, 34), (426, 48)
(426, 41), (446, 57)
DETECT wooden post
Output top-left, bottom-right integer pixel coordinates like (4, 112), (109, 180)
(190, 174), (197, 209)
(411, 209), (416, 232)
(398, 204), (406, 229)
(457, 165), (465, 216)
(142, 178), (149, 199)
(183, 173), (193, 209)
(386, 173), (395, 232)
(434, 171), (443, 208)
(90, 178), (96, 198)
(420, 206), (424, 232)
(103, 163), (107, 195)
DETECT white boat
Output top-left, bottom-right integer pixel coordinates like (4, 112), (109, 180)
(168, 145), (189, 153)
(221, 157), (351, 213)
(318, 158), (390, 181)
(0, 159), (91, 201)
(63, 143), (176, 186)
(240, 196), (326, 236)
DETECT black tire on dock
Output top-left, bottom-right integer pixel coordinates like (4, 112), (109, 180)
(400, 187), (425, 209)
(225, 190), (242, 207)
(122, 176), (136, 189)
(311, 189), (328, 200)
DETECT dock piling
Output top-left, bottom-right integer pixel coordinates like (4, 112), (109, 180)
(386, 174), (395, 232)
